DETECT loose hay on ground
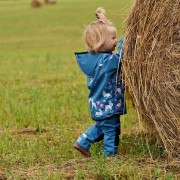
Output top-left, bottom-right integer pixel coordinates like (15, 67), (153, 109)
(123, 0), (180, 161)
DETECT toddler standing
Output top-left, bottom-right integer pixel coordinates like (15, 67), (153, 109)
(74, 7), (126, 157)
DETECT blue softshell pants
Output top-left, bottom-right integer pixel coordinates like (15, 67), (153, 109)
(76, 115), (120, 156)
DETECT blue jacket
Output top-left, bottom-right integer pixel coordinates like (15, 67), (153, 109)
(75, 37), (126, 120)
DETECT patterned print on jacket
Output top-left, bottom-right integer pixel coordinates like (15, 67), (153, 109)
(75, 37), (126, 120)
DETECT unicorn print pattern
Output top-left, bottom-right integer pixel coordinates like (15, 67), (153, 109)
(116, 99), (122, 109)
(95, 109), (103, 116)
(105, 101), (113, 112)
(115, 88), (121, 95)
(103, 91), (111, 98)
(89, 98), (97, 109)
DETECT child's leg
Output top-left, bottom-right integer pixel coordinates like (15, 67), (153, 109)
(101, 115), (120, 156)
(74, 123), (103, 156)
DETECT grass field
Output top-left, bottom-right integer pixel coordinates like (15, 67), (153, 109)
(0, 0), (179, 179)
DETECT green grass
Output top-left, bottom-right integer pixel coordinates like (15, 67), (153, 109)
(0, 0), (179, 179)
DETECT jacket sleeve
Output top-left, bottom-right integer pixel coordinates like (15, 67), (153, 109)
(117, 35), (124, 58)
(103, 36), (124, 73)
(117, 36), (124, 51)
(103, 52), (122, 74)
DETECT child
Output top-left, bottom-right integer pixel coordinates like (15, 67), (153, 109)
(74, 7), (126, 157)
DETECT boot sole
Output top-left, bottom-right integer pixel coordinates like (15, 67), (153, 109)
(73, 143), (91, 157)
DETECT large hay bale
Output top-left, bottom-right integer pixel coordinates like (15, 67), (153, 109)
(31, 0), (43, 7)
(123, 0), (180, 161)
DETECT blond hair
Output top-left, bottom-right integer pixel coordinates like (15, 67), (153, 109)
(84, 7), (115, 53)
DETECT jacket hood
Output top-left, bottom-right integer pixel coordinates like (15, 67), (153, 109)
(75, 52), (104, 77)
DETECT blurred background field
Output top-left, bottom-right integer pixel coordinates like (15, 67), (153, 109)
(0, 0), (179, 179)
